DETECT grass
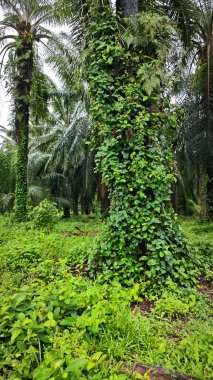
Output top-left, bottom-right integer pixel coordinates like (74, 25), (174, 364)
(179, 216), (213, 245)
(55, 214), (105, 233)
(179, 216), (213, 284)
(0, 215), (212, 379)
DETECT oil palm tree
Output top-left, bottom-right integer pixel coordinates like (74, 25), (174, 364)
(0, 0), (66, 221)
(29, 89), (96, 216)
(44, 94), (95, 216)
(165, 0), (213, 218)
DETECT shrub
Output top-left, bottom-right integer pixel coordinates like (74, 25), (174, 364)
(28, 199), (61, 230)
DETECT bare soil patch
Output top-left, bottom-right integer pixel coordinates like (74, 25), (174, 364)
(60, 226), (101, 237)
(131, 299), (155, 315)
(198, 277), (213, 300)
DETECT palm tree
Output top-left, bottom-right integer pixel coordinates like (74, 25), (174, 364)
(29, 89), (96, 216)
(165, 0), (213, 218)
(0, 0), (66, 221)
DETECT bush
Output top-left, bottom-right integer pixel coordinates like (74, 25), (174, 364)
(28, 199), (61, 230)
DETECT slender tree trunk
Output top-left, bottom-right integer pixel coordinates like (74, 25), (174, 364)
(73, 193), (79, 216)
(206, 43), (213, 219)
(63, 205), (70, 218)
(207, 171), (213, 219)
(84, 200), (91, 215)
(14, 37), (33, 221)
(81, 197), (91, 215)
(85, 202), (90, 215)
(63, 176), (70, 218)
(198, 168), (207, 220)
(81, 198), (84, 214)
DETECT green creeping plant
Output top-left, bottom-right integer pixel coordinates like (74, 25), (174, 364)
(82, 4), (195, 289)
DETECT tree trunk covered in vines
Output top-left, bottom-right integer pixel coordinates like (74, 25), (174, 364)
(83, 1), (193, 288)
(14, 37), (33, 222)
(171, 182), (178, 213)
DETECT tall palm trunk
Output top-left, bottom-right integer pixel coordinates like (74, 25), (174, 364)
(73, 193), (79, 216)
(206, 42), (213, 219)
(14, 34), (33, 221)
(207, 173), (213, 218)
(63, 205), (71, 218)
(198, 168), (207, 220)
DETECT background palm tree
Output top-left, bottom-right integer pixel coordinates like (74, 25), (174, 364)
(165, 0), (213, 218)
(0, 0), (66, 221)
(29, 88), (97, 216)
(0, 140), (16, 212)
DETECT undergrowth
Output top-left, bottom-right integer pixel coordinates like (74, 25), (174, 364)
(0, 215), (212, 379)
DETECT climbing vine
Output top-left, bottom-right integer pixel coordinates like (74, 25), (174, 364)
(83, 3), (195, 288)
(12, 36), (34, 221)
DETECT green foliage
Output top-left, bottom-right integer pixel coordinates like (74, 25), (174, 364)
(151, 278), (212, 319)
(170, 320), (213, 379)
(193, 243), (213, 283)
(28, 199), (61, 230)
(0, 0), (69, 222)
(0, 233), (62, 275)
(29, 88), (97, 215)
(180, 217), (213, 282)
(83, 4), (194, 288)
(15, 124), (29, 222)
(0, 143), (16, 212)
(0, 215), (212, 379)
(172, 0), (213, 219)
(0, 262), (134, 378)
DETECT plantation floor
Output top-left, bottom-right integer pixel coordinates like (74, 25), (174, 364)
(0, 215), (212, 379)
